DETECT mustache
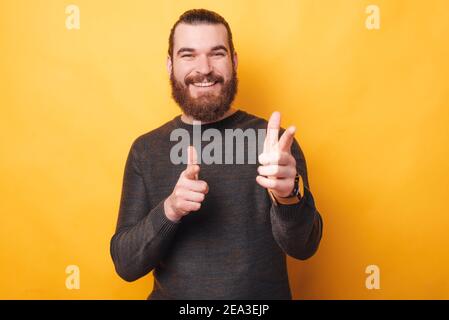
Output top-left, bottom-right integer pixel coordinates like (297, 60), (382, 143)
(184, 72), (224, 86)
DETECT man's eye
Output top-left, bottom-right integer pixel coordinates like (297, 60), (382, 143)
(214, 52), (225, 56)
(181, 54), (193, 58)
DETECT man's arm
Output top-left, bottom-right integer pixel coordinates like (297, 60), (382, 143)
(269, 138), (323, 260)
(256, 112), (323, 260)
(110, 139), (179, 282)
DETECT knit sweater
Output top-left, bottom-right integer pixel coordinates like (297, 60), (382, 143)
(110, 109), (323, 299)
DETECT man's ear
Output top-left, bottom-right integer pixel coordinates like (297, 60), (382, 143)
(233, 51), (238, 71)
(166, 55), (173, 75)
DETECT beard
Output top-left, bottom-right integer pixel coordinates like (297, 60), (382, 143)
(170, 68), (238, 123)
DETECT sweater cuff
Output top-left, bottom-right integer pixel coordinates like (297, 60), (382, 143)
(149, 199), (180, 238)
(271, 187), (315, 222)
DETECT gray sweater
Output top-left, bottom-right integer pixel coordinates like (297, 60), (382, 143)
(110, 110), (323, 299)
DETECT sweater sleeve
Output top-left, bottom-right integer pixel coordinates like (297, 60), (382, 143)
(270, 137), (323, 260)
(110, 139), (180, 282)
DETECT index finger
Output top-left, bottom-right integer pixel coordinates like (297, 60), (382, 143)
(187, 145), (198, 166)
(264, 111), (281, 152)
(187, 145), (199, 180)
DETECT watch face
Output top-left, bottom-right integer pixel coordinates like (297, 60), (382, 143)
(266, 174), (303, 206)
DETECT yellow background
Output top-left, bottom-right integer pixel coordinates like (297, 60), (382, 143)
(1, 0), (448, 299)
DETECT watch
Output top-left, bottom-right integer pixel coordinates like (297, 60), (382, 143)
(268, 173), (304, 206)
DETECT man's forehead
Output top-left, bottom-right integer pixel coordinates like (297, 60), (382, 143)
(173, 23), (229, 52)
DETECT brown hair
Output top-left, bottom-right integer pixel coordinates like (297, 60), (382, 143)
(168, 9), (235, 61)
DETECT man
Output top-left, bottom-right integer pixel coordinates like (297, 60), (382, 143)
(110, 8), (323, 300)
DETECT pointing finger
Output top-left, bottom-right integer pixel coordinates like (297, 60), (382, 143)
(187, 145), (198, 166)
(263, 111), (281, 153)
(184, 145), (199, 180)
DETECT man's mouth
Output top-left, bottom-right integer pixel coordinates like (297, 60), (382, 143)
(191, 81), (218, 87)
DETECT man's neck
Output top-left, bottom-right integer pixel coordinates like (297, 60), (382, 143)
(181, 107), (238, 125)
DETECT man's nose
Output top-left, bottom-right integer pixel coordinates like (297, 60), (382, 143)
(195, 54), (212, 75)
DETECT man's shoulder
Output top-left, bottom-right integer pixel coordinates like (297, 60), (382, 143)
(241, 110), (289, 133)
(130, 116), (179, 152)
(237, 109), (269, 129)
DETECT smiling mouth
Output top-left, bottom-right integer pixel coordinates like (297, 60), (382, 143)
(191, 81), (218, 88)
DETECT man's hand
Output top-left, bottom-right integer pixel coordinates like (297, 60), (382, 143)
(164, 146), (209, 222)
(256, 111), (297, 198)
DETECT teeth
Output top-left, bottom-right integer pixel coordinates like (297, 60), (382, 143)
(193, 81), (216, 87)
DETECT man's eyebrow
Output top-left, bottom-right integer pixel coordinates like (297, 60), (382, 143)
(177, 47), (195, 56)
(211, 45), (228, 52)
(176, 46), (229, 56)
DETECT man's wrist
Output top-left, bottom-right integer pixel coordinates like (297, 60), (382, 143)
(164, 198), (181, 222)
(268, 174), (304, 206)
(269, 190), (300, 205)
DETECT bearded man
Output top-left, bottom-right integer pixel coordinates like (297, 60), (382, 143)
(110, 8), (323, 300)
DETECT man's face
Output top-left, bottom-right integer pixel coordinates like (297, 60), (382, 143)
(168, 23), (238, 122)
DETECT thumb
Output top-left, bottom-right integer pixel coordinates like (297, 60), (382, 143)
(184, 145), (199, 180)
